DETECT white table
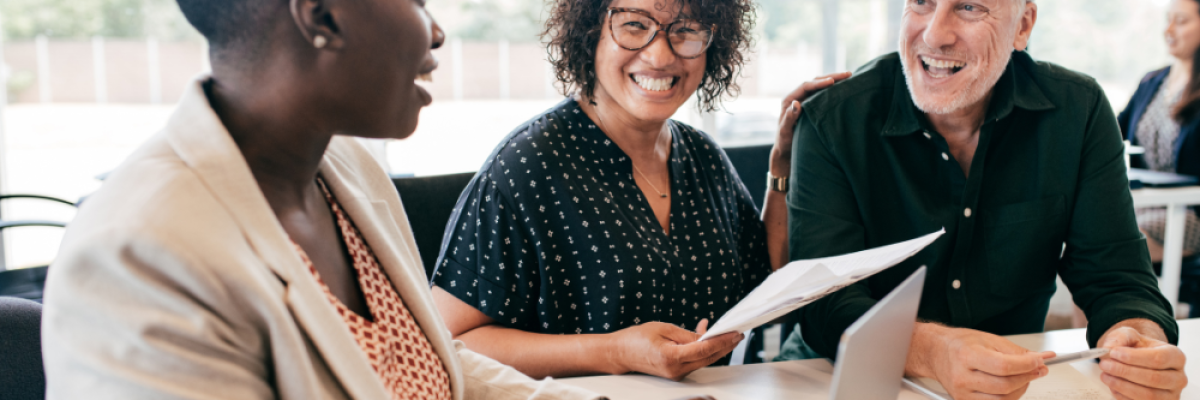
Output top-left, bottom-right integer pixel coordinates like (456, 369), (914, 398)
(561, 319), (1200, 399)
(1132, 187), (1200, 312)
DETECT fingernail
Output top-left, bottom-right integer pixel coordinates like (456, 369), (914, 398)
(787, 104), (796, 114)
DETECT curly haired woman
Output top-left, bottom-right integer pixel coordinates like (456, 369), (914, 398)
(431, 0), (849, 380)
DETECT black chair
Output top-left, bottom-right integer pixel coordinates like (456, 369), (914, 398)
(0, 194), (75, 208)
(722, 144), (772, 210)
(0, 267), (51, 303)
(0, 194), (76, 302)
(0, 296), (46, 400)
(392, 172), (476, 279)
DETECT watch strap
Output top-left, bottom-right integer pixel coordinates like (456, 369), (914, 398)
(768, 172), (789, 193)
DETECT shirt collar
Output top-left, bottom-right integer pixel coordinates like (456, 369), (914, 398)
(881, 51), (1056, 137)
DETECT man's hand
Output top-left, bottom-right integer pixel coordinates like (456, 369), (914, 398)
(908, 323), (1052, 400)
(770, 72), (852, 177)
(605, 319), (742, 381)
(1098, 325), (1188, 400)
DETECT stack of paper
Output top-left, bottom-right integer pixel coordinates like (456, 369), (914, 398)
(699, 229), (945, 341)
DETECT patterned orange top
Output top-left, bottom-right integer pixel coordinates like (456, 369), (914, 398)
(292, 177), (452, 400)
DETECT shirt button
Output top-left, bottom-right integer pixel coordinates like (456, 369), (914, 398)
(952, 279), (962, 289)
(941, 152), (950, 161)
(964, 208), (972, 217)
(923, 131), (932, 139)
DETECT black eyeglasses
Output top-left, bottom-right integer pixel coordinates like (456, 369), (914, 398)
(607, 7), (716, 59)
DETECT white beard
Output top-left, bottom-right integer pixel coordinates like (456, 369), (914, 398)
(900, 43), (1013, 116)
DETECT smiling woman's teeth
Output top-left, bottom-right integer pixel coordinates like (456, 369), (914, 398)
(634, 75), (674, 92)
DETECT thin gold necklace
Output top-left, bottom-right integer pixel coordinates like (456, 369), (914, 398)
(591, 101), (669, 198)
(632, 163), (668, 198)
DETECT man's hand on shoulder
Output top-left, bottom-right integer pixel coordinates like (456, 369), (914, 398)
(907, 322), (1053, 400)
(1098, 320), (1188, 400)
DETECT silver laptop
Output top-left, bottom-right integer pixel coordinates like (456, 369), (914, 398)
(829, 266), (926, 400)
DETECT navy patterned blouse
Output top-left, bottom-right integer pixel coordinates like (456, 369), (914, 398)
(432, 98), (769, 337)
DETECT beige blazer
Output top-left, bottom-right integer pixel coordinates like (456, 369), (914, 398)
(41, 77), (601, 400)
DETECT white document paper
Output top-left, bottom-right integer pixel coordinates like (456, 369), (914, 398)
(698, 228), (945, 341)
(908, 364), (1111, 400)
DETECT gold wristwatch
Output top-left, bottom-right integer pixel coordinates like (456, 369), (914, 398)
(768, 172), (789, 193)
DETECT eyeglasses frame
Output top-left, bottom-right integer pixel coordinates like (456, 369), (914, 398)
(606, 7), (717, 60)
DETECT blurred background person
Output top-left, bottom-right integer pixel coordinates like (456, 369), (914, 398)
(1121, 0), (1200, 264)
(431, 0), (847, 380)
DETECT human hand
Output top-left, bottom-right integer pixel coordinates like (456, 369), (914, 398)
(771, 71), (852, 177)
(1098, 326), (1188, 400)
(909, 323), (1052, 400)
(607, 319), (742, 381)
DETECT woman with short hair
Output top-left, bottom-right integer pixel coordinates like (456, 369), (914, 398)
(41, 0), (602, 398)
(432, 0), (847, 380)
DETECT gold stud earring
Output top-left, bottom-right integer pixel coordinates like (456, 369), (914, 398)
(313, 35), (327, 49)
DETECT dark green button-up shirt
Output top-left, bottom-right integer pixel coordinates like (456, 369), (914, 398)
(785, 51), (1178, 359)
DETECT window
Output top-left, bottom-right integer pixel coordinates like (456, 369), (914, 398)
(0, 0), (1172, 269)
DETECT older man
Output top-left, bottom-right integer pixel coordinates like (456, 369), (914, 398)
(779, 0), (1188, 399)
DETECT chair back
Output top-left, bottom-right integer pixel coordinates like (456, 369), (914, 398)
(0, 194), (73, 300)
(722, 144), (772, 210)
(392, 172), (477, 279)
(0, 266), (50, 302)
(0, 296), (45, 400)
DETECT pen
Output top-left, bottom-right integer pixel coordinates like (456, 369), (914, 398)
(1044, 348), (1110, 366)
(901, 349), (1110, 400)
